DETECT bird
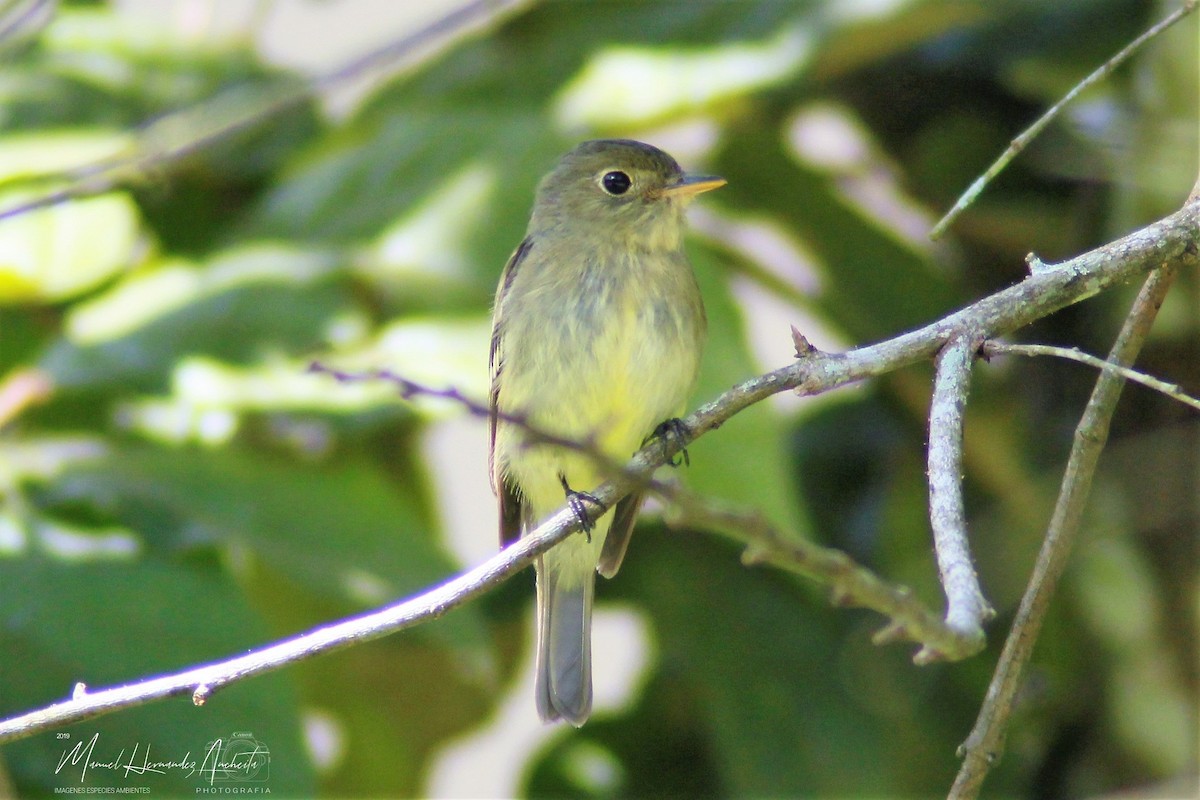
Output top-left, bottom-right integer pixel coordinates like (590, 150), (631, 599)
(489, 138), (724, 726)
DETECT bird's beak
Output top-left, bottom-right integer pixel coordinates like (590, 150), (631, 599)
(659, 174), (727, 199)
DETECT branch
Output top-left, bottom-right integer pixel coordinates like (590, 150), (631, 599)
(680, 491), (987, 662)
(308, 362), (633, 479)
(321, 361), (991, 662)
(749, 201), (1196, 414)
(949, 263), (1183, 799)
(0, 198), (1194, 744)
(0, 498), (584, 743)
(926, 334), (995, 653)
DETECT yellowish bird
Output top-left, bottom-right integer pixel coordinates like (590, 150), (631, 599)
(489, 139), (724, 725)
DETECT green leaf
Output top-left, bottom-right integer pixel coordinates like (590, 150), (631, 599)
(51, 446), (402, 591)
(0, 131), (142, 303)
(687, 241), (808, 534)
(42, 261), (351, 392)
(714, 123), (959, 341)
(42, 443), (491, 658)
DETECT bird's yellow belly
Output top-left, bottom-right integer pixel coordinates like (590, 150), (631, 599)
(497, 302), (697, 533)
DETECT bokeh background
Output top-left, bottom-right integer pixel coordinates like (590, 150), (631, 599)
(0, 0), (1196, 797)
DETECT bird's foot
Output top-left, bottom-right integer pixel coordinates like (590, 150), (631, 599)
(645, 418), (691, 467)
(559, 474), (603, 542)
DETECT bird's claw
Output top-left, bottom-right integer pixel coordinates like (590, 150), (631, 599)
(645, 418), (691, 467)
(559, 474), (602, 541)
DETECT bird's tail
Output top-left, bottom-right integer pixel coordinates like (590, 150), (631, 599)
(534, 558), (594, 727)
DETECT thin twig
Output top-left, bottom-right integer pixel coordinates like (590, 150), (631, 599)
(983, 341), (1200, 412)
(678, 492), (987, 661)
(926, 335), (995, 652)
(0, 0), (529, 222)
(930, 0), (1199, 239)
(0, 0), (52, 49)
(949, 263), (1182, 800)
(309, 362), (632, 478)
(315, 0), (531, 90)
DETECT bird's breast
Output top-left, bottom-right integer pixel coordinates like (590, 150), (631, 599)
(499, 248), (704, 455)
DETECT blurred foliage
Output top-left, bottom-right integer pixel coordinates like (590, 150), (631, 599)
(0, 0), (1196, 798)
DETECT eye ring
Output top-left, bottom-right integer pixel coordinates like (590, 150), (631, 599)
(600, 170), (632, 196)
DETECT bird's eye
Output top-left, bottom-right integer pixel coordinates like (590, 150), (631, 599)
(600, 170), (632, 196)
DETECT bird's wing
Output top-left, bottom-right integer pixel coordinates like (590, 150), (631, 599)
(491, 236), (534, 548)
